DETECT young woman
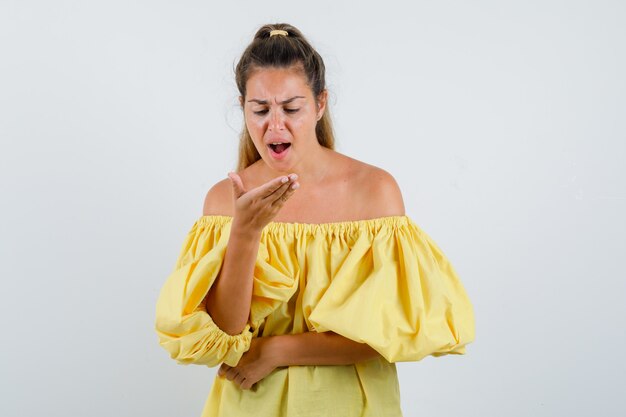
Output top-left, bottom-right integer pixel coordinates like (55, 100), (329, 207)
(155, 23), (475, 416)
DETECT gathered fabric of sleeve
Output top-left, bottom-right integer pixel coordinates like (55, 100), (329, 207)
(155, 218), (252, 368)
(155, 215), (299, 368)
(306, 217), (475, 363)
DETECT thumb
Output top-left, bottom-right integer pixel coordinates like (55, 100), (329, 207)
(227, 172), (246, 198)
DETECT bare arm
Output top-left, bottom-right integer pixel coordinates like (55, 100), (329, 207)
(267, 331), (383, 366)
(218, 331), (383, 389)
(205, 225), (261, 335)
(202, 172), (299, 335)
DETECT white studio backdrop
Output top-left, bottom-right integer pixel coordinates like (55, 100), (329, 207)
(1, 1), (624, 416)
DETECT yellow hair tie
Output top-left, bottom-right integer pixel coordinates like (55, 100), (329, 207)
(269, 29), (288, 37)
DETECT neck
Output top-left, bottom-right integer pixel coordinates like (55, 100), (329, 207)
(262, 142), (333, 187)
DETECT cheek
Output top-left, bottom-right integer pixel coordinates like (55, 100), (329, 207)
(245, 117), (265, 136)
(288, 116), (312, 132)
(245, 119), (267, 149)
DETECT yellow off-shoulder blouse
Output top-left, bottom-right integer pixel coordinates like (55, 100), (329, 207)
(154, 215), (475, 417)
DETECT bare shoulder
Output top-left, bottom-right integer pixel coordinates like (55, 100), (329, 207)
(202, 163), (264, 216)
(202, 178), (233, 216)
(353, 161), (406, 218)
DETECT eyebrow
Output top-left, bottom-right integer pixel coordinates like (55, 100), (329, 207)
(247, 96), (305, 105)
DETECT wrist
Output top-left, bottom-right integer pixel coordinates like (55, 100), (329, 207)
(262, 335), (289, 368)
(230, 220), (263, 239)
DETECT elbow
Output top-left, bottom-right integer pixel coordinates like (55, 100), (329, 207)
(206, 303), (250, 336)
(204, 289), (250, 337)
(223, 325), (250, 336)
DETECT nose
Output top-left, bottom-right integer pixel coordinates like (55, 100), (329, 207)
(268, 108), (285, 131)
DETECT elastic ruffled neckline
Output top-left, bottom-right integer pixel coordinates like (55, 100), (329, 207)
(197, 214), (411, 234)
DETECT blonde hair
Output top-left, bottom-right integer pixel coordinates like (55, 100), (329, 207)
(234, 23), (336, 172)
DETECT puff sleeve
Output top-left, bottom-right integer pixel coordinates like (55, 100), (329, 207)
(154, 218), (253, 367)
(307, 218), (475, 363)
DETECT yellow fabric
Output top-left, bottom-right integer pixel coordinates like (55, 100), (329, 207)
(154, 215), (475, 416)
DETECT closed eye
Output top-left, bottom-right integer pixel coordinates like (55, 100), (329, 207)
(253, 108), (300, 115)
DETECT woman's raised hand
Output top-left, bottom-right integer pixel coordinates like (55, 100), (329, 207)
(227, 171), (299, 233)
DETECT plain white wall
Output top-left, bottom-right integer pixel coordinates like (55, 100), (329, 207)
(1, 1), (624, 416)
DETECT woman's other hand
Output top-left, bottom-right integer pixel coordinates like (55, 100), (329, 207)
(227, 171), (299, 232)
(217, 337), (280, 390)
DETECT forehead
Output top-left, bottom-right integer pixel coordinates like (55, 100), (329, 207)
(246, 67), (311, 101)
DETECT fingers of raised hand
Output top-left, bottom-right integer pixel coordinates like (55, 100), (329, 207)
(270, 177), (299, 206)
(227, 172), (246, 198)
(259, 174), (299, 200)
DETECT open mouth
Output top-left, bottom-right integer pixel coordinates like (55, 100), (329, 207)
(268, 143), (291, 154)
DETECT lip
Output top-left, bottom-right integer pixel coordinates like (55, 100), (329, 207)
(265, 139), (291, 146)
(267, 143), (291, 160)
